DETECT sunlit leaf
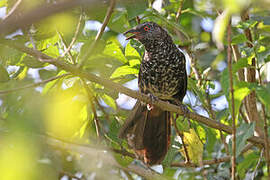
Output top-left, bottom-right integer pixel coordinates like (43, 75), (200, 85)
(103, 40), (127, 63)
(100, 93), (117, 110)
(125, 41), (141, 60)
(223, 0), (250, 13)
(212, 9), (231, 49)
(110, 65), (138, 79)
(0, 0), (7, 8)
(43, 88), (88, 138)
(180, 129), (203, 164)
(233, 81), (252, 115)
(42, 71), (67, 94)
(236, 19), (258, 29)
(0, 134), (42, 180)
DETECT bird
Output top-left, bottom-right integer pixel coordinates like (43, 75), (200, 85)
(118, 22), (187, 165)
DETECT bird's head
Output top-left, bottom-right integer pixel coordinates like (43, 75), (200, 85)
(124, 22), (167, 44)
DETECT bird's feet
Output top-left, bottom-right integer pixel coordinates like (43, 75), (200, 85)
(146, 93), (158, 111)
(179, 103), (190, 117)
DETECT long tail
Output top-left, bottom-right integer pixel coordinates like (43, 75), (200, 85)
(118, 101), (171, 165)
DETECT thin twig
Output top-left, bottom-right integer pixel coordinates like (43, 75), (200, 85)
(171, 156), (230, 167)
(28, 30), (37, 50)
(79, 0), (116, 67)
(0, 40), (266, 147)
(176, 0), (184, 22)
(57, 30), (75, 64)
(171, 143), (253, 168)
(187, 48), (202, 85)
(0, 73), (70, 95)
(81, 79), (101, 139)
(93, 95), (111, 123)
(252, 148), (264, 180)
(173, 116), (190, 162)
(240, 10), (262, 137)
(220, 131), (230, 155)
(61, 12), (83, 59)
(3, 0), (22, 20)
(227, 19), (236, 180)
(256, 57), (270, 175)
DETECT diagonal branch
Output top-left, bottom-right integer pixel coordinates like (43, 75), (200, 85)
(0, 40), (265, 147)
(61, 12), (83, 59)
(44, 135), (165, 179)
(79, 0), (116, 67)
(0, 0), (100, 35)
(0, 73), (70, 95)
(227, 20), (236, 180)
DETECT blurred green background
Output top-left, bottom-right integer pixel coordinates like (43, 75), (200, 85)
(0, 0), (270, 179)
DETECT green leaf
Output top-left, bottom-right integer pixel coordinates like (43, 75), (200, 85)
(107, 10), (130, 33)
(229, 123), (255, 157)
(125, 41), (141, 60)
(0, 0), (7, 8)
(42, 70), (67, 94)
(232, 58), (249, 73)
(237, 152), (258, 178)
(100, 94), (117, 111)
(0, 44), (23, 65)
(162, 147), (178, 168)
(122, 0), (147, 19)
(181, 129), (203, 164)
(256, 84), (270, 110)
(110, 65), (138, 79)
(21, 55), (45, 68)
(0, 65), (9, 82)
(103, 40), (127, 63)
(236, 20), (258, 29)
(212, 10), (231, 49)
(231, 34), (248, 45)
(233, 81), (252, 115)
(36, 35), (60, 58)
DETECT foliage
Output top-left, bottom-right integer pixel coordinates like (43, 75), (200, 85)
(0, 0), (270, 179)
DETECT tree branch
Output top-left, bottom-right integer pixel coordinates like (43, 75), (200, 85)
(0, 0), (100, 35)
(79, 0), (116, 66)
(171, 143), (253, 168)
(0, 40), (265, 147)
(227, 20), (236, 180)
(0, 73), (70, 95)
(45, 135), (165, 180)
(176, 0), (184, 22)
(240, 10), (262, 137)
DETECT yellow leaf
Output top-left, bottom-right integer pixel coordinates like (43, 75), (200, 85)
(180, 129), (204, 164)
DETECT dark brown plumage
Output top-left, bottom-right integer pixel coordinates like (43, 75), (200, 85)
(118, 22), (187, 165)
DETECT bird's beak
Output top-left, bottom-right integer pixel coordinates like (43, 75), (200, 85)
(124, 29), (141, 40)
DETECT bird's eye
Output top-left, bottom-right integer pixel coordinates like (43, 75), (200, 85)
(144, 25), (150, 32)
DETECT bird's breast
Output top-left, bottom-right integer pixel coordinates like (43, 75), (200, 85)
(139, 53), (185, 100)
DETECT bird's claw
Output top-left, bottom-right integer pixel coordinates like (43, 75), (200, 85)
(146, 94), (158, 111)
(179, 104), (189, 116)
